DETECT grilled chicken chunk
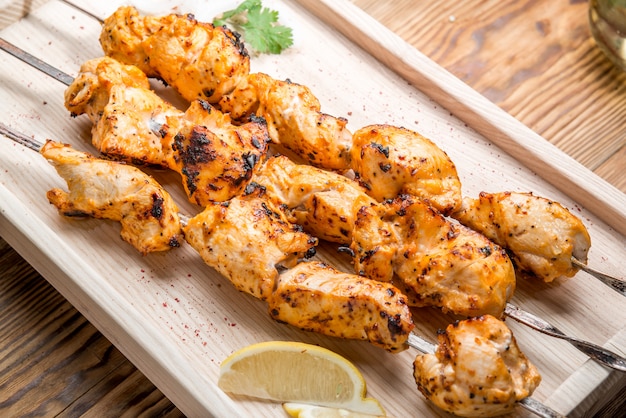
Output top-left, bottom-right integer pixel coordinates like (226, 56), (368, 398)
(252, 155), (375, 243)
(183, 186), (317, 301)
(350, 125), (462, 215)
(41, 140), (183, 255)
(65, 56), (184, 166)
(164, 100), (270, 205)
(65, 57), (270, 204)
(64, 56), (151, 121)
(453, 191), (592, 282)
(100, 5), (249, 103)
(219, 73), (353, 170)
(268, 261), (414, 352)
(351, 195), (515, 317)
(94, 85), (183, 167)
(413, 315), (541, 417)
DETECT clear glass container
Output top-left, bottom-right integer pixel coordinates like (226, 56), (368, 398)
(589, 0), (626, 71)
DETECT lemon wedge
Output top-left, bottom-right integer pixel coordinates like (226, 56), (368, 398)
(217, 341), (385, 415)
(283, 402), (386, 417)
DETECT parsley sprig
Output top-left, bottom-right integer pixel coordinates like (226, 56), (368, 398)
(213, 0), (293, 55)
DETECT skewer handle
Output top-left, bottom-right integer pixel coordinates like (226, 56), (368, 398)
(572, 257), (626, 297)
(505, 303), (626, 372)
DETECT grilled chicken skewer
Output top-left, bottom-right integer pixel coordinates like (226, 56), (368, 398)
(252, 154), (516, 317)
(0, 28), (619, 367)
(5, 121), (624, 371)
(0, 125), (183, 255)
(99, 7), (354, 172)
(64, 56), (270, 205)
(100, 5), (250, 104)
(410, 315), (563, 418)
(218, 72), (354, 171)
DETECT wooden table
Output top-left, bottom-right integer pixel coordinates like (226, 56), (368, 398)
(0, 1), (624, 416)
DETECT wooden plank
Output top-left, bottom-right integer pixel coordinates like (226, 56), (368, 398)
(350, 0), (626, 193)
(0, 0), (624, 417)
(0, 237), (180, 417)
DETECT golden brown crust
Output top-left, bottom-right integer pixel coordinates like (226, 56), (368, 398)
(182, 188), (317, 301)
(100, 6), (250, 103)
(350, 124), (462, 215)
(452, 191), (592, 282)
(252, 155), (375, 243)
(163, 101), (271, 205)
(41, 140), (183, 255)
(413, 315), (541, 417)
(219, 73), (353, 171)
(268, 261), (414, 352)
(351, 195), (516, 317)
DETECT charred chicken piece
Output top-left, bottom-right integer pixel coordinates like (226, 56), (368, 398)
(163, 100), (270, 205)
(93, 85), (183, 167)
(65, 57), (270, 204)
(350, 124), (462, 215)
(268, 261), (414, 352)
(452, 191), (592, 282)
(251, 155), (375, 243)
(351, 195), (515, 317)
(100, 5), (249, 103)
(413, 315), (541, 417)
(219, 72), (353, 171)
(41, 140), (183, 255)
(183, 186), (318, 301)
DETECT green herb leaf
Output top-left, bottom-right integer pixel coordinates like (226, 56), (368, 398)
(213, 0), (293, 55)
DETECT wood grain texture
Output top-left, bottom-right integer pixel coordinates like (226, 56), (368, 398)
(351, 0), (626, 193)
(295, 0), (626, 237)
(0, 237), (183, 417)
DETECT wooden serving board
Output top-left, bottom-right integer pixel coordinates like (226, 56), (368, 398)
(0, 0), (624, 416)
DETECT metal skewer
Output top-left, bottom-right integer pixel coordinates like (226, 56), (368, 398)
(572, 256), (626, 297)
(407, 334), (566, 418)
(0, 38), (74, 86)
(505, 303), (626, 372)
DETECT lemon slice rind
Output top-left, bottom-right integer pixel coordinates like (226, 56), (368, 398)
(283, 402), (386, 417)
(218, 341), (386, 415)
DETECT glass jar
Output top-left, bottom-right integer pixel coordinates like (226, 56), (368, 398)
(589, 0), (626, 71)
